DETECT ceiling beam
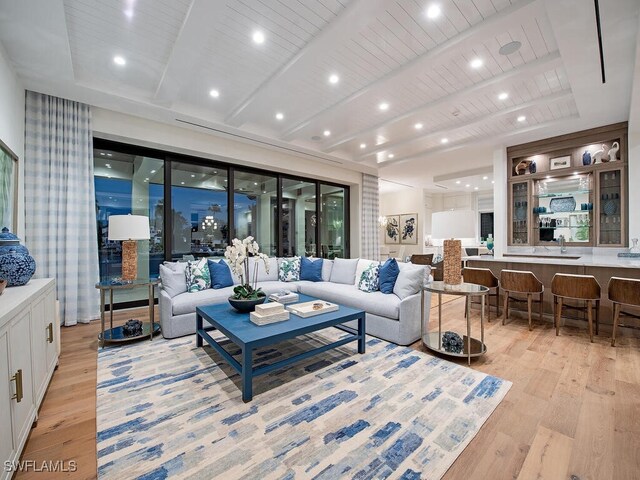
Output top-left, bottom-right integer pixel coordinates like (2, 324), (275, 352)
(380, 115), (580, 168)
(153, 0), (227, 106)
(223, 0), (388, 127)
(358, 88), (572, 163)
(327, 51), (562, 154)
(280, 0), (544, 141)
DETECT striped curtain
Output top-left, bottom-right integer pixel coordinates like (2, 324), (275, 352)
(24, 91), (100, 325)
(361, 173), (380, 260)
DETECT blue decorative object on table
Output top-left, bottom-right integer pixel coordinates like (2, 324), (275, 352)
(0, 227), (36, 287)
(442, 331), (464, 354)
(582, 150), (592, 166)
(549, 196), (576, 213)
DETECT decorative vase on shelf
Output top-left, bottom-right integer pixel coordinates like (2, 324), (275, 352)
(592, 145), (606, 164)
(607, 141), (619, 162)
(630, 238), (640, 254)
(582, 150), (592, 166)
(529, 161), (536, 174)
(0, 227), (36, 286)
(486, 234), (494, 255)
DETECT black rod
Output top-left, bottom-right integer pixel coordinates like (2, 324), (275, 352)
(594, 0), (606, 84)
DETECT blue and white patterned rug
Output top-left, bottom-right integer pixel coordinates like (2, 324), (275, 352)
(97, 330), (511, 479)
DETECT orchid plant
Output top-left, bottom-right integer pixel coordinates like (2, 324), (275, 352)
(224, 236), (270, 300)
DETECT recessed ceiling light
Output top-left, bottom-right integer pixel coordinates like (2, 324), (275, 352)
(517, 115), (526, 122)
(465, 184), (471, 187)
(474, 187), (479, 190)
(482, 176), (488, 180)
(150, 169), (156, 174)
(388, 153), (395, 159)
(113, 55), (126, 66)
(491, 180), (495, 184)
(455, 180), (461, 184)
(275, 112), (284, 120)
(181, 181), (185, 185)
(360, 143), (366, 149)
(252, 30), (265, 44)
(209, 89), (220, 98)
(191, 174), (195, 178)
(323, 130), (331, 137)
(145, 177), (149, 181)
(100, 152), (105, 156)
(426, 4), (441, 19)
(498, 92), (509, 100)
(106, 153), (113, 157)
(254, 182), (258, 185)
(441, 138), (449, 144)
(470, 58), (483, 69)
(378, 102), (389, 111)
(414, 123), (423, 130)
(328, 74), (339, 84)
(105, 164), (111, 169)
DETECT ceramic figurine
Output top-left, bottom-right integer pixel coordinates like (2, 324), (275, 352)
(592, 144), (607, 164)
(0, 227), (36, 286)
(529, 161), (536, 174)
(582, 150), (591, 165)
(607, 141), (619, 162)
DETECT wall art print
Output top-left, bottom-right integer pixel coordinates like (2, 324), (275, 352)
(384, 215), (400, 244)
(400, 213), (418, 244)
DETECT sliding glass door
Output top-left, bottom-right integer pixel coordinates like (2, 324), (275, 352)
(281, 178), (316, 257)
(320, 184), (348, 259)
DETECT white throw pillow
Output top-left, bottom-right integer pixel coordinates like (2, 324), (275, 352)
(358, 263), (380, 292)
(321, 259), (333, 282)
(329, 258), (359, 284)
(278, 257), (301, 282)
(159, 262), (187, 298)
(393, 263), (426, 299)
(250, 256), (278, 282)
(354, 259), (379, 286)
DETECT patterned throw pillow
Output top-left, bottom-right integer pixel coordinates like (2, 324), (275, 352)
(185, 258), (211, 293)
(358, 263), (380, 292)
(279, 257), (301, 282)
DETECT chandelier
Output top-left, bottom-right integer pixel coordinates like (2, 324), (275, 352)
(378, 215), (388, 228)
(202, 215), (218, 230)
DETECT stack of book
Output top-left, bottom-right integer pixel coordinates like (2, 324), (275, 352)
(249, 302), (290, 326)
(268, 291), (299, 304)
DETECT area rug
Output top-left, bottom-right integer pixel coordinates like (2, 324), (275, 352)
(96, 330), (511, 480)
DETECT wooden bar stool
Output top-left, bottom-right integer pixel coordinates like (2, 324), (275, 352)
(608, 277), (640, 346)
(410, 254), (434, 265)
(463, 267), (500, 321)
(500, 270), (544, 331)
(551, 273), (601, 342)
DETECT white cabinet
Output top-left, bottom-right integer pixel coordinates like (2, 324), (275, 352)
(0, 278), (57, 480)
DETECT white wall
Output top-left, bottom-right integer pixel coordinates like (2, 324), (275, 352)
(0, 41), (25, 236)
(628, 17), (640, 243)
(379, 187), (425, 258)
(92, 108), (365, 256)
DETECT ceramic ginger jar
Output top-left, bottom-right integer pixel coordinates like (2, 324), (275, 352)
(0, 227), (36, 286)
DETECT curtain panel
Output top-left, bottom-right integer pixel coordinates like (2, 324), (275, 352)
(24, 91), (100, 325)
(361, 173), (380, 260)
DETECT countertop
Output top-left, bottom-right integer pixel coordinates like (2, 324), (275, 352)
(464, 253), (640, 269)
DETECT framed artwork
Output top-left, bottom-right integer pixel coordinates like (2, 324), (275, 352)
(550, 155), (571, 170)
(384, 215), (400, 244)
(400, 213), (418, 244)
(0, 139), (18, 232)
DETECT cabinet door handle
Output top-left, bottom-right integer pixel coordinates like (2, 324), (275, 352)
(47, 322), (54, 343)
(11, 369), (23, 403)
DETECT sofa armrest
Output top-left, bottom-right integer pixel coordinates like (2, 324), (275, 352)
(397, 289), (431, 345)
(159, 288), (173, 330)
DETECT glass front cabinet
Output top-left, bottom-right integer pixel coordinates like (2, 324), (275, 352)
(506, 122), (628, 248)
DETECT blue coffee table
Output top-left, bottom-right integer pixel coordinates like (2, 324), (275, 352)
(196, 294), (366, 402)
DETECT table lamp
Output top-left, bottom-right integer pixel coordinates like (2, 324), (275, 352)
(431, 210), (476, 285)
(108, 214), (150, 282)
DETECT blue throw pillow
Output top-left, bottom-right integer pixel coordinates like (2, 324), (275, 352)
(379, 258), (400, 294)
(299, 257), (323, 282)
(207, 259), (234, 289)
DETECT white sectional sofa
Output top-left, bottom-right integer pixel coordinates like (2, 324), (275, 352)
(159, 257), (432, 346)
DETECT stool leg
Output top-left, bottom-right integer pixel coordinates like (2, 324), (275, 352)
(587, 300), (593, 343)
(527, 293), (533, 331)
(503, 291), (509, 325)
(595, 300), (600, 336)
(539, 292), (544, 324)
(611, 303), (620, 347)
(496, 286), (500, 318)
(555, 297), (563, 336)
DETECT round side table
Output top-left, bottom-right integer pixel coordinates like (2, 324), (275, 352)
(421, 281), (489, 365)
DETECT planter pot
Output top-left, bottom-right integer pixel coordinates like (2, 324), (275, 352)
(228, 296), (266, 313)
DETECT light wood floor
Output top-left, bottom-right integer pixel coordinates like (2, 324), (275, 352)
(17, 295), (640, 480)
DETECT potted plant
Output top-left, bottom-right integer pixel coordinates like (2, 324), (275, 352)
(224, 236), (270, 313)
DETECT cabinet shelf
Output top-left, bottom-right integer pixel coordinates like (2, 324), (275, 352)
(534, 190), (592, 198)
(534, 211), (592, 216)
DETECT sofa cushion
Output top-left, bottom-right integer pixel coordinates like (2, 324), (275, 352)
(321, 259), (333, 282)
(207, 259), (234, 289)
(300, 257), (323, 282)
(185, 258), (211, 292)
(172, 288), (233, 316)
(329, 258), (358, 284)
(256, 281), (300, 296)
(250, 256), (278, 282)
(297, 282), (400, 319)
(358, 262), (380, 292)
(278, 257), (301, 282)
(354, 259), (379, 286)
(159, 262), (187, 298)
(379, 258), (400, 294)
(393, 263), (426, 299)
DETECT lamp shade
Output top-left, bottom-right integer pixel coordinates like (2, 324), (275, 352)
(431, 210), (476, 239)
(108, 215), (150, 241)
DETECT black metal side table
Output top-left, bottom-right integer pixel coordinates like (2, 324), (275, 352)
(95, 278), (161, 348)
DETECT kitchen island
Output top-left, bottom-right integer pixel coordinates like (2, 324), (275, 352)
(465, 252), (640, 327)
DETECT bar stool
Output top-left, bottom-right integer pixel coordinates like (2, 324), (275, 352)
(463, 267), (499, 321)
(608, 277), (640, 346)
(551, 273), (600, 342)
(500, 269), (544, 331)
